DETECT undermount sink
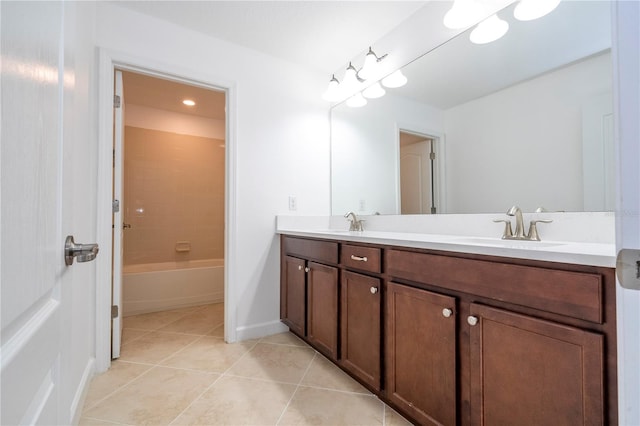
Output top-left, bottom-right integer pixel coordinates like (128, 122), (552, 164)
(454, 237), (567, 249)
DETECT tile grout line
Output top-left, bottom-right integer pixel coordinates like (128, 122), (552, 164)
(275, 350), (319, 425)
(167, 331), (261, 425)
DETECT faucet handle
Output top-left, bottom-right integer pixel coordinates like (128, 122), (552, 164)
(493, 219), (513, 239)
(527, 219), (553, 241)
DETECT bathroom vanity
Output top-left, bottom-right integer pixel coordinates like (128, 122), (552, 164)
(278, 225), (617, 425)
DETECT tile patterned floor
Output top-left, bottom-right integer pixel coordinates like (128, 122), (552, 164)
(80, 303), (411, 425)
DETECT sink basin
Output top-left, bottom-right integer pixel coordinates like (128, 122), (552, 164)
(454, 237), (566, 249)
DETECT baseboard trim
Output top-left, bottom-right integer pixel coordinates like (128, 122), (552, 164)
(235, 320), (288, 341)
(69, 357), (95, 425)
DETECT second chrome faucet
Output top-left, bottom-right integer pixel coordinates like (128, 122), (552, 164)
(344, 211), (365, 232)
(494, 206), (552, 241)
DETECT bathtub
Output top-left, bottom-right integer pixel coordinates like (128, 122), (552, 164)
(122, 259), (224, 316)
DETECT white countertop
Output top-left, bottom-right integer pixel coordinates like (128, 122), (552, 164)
(276, 226), (616, 268)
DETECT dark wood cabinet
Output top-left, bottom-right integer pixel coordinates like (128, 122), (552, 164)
(385, 281), (457, 426)
(281, 255), (306, 336)
(340, 270), (381, 390)
(280, 235), (617, 426)
(469, 303), (605, 426)
(307, 261), (339, 359)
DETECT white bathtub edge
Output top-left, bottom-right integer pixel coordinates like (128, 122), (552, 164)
(235, 320), (289, 341)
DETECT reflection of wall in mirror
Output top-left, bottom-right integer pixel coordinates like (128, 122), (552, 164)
(443, 50), (612, 213)
(331, 95), (443, 215)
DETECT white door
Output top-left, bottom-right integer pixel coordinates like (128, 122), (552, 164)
(1, 2), (97, 424)
(112, 70), (125, 359)
(613, 1), (640, 424)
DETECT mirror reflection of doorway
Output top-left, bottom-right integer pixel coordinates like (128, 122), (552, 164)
(399, 130), (436, 214)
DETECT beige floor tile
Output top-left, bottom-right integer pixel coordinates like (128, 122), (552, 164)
(83, 366), (218, 425)
(83, 361), (152, 410)
(261, 331), (309, 347)
(121, 328), (149, 344)
(160, 336), (257, 373)
(279, 386), (384, 425)
(158, 308), (223, 335)
(77, 417), (121, 425)
(384, 406), (413, 425)
(207, 323), (224, 338)
(226, 342), (315, 384)
(119, 331), (199, 364)
(123, 309), (191, 331)
(172, 375), (296, 425)
(301, 354), (370, 394)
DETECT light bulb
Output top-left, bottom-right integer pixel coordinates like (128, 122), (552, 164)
(514, 0), (561, 21)
(381, 70), (407, 89)
(182, 99), (196, 106)
(358, 48), (379, 81)
(346, 92), (367, 108)
(443, 0), (486, 29)
(470, 14), (509, 44)
(341, 62), (360, 94)
(362, 82), (385, 99)
(322, 75), (341, 102)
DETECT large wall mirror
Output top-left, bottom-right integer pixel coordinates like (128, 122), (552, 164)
(331, 0), (613, 215)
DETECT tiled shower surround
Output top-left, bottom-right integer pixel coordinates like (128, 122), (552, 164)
(123, 127), (225, 265)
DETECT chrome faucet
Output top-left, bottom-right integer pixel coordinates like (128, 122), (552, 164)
(507, 205), (526, 239)
(494, 205), (553, 241)
(344, 211), (364, 232)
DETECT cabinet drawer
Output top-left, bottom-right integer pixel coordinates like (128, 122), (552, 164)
(341, 244), (381, 273)
(283, 237), (338, 265)
(386, 250), (603, 323)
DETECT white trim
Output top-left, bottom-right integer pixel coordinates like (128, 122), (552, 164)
(235, 320), (289, 341)
(69, 358), (95, 425)
(95, 48), (238, 372)
(612, 1), (640, 424)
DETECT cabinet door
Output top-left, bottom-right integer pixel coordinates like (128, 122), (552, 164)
(386, 282), (457, 426)
(341, 271), (381, 390)
(307, 261), (339, 359)
(282, 256), (306, 336)
(469, 303), (604, 426)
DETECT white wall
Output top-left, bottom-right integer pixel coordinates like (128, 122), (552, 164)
(332, 94), (443, 215)
(95, 3), (330, 340)
(444, 51), (612, 213)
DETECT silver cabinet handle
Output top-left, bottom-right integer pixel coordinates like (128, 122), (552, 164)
(467, 316), (479, 326)
(350, 255), (368, 262)
(370, 286), (378, 294)
(304, 267), (310, 273)
(298, 265), (302, 270)
(65, 235), (99, 266)
(442, 308), (453, 318)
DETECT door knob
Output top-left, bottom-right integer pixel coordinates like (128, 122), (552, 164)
(65, 235), (99, 266)
(370, 286), (378, 294)
(442, 308), (453, 318)
(467, 316), (479, 326)
(123, 223), (132, 229)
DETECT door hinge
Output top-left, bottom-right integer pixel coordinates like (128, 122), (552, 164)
(113, 199), (120, 213)
(114, 95), (121, 108)
(430, 152), (436, 160)
(111, 305), (119, 319)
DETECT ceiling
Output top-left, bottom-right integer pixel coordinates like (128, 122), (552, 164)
(113, 1), (428, 74)
(121, 71), (226, 119)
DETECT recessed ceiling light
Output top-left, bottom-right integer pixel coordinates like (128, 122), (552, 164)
(182, 99), (196, 106)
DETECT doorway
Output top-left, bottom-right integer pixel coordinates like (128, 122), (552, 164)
(104, 63), (231, 362)
(399, 130), (438, 214)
